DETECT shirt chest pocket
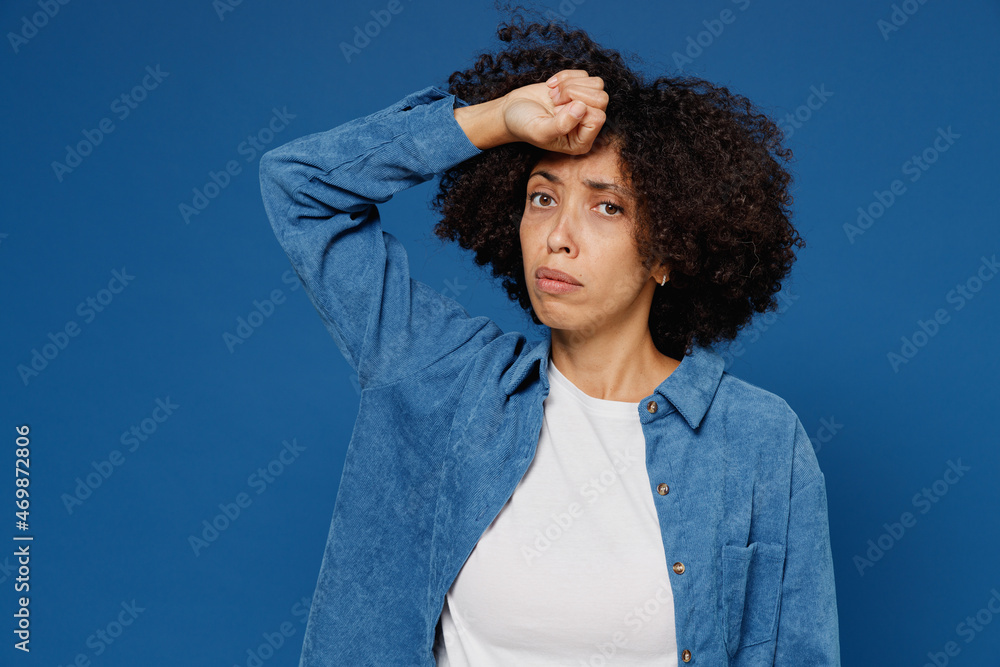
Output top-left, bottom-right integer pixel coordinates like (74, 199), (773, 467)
(721, 541), (786, 656)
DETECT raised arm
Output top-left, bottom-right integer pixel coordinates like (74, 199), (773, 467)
(258, 86), (490, 388)
(257, 72), (608, 388)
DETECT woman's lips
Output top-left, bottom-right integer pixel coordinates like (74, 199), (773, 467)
(536, 267), (582, 284)
(536, 277), (582, 294)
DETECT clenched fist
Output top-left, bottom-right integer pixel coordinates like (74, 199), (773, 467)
(454, 69), (608, 154)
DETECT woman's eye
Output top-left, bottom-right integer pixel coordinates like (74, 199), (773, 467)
(527, 192), (625, 217)
(598, 201), (624, 216)
(528, 192), (554, 207)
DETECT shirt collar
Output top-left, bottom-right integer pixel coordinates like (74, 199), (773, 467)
(503, 330), (725, 430)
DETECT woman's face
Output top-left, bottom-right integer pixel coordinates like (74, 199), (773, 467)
(519, 141), (665, 339)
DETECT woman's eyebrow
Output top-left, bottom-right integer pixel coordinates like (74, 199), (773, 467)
(528, 169), (634, 199)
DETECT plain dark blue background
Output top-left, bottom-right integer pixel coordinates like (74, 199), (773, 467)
(2, 0), (999, 664)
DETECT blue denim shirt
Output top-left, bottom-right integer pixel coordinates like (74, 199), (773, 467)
(258, 85), (840, 666)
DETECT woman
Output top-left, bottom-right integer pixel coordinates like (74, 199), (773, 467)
(259, 15), (840, 667)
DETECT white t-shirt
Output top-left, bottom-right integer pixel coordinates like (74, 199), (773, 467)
(434, 358), (678, 666)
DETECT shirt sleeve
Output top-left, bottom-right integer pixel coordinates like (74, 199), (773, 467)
(258, 86), (487, 388)
(773, 420), (842, 665)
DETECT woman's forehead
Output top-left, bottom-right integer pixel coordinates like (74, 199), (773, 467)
(528, 145), (634, 198)
(532, 143), (620, 174)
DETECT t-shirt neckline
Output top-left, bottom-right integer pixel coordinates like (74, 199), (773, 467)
(547, 359), (641, 419)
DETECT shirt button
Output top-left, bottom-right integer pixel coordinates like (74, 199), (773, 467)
(672, 562), (685, 575)
(657, 483), (670, 495)
(682, 649), (692, 662)
(646, 400), (658, 413)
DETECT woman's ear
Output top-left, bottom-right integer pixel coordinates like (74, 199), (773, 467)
(652, 262), (671, 285)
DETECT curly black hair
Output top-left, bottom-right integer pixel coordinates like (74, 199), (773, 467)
(429, 7), (804, 361)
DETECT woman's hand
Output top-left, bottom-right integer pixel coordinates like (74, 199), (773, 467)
(454, 69), (608, 154)
(500, 69), (608, 154)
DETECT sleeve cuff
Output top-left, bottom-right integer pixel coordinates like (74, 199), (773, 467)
(403, 85), (484, 174)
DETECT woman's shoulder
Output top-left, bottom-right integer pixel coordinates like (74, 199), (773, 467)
(714, 369), (823, 494)
(716, 370), (799, 420)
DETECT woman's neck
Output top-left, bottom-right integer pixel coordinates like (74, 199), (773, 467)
(549, 328), (681, 403)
